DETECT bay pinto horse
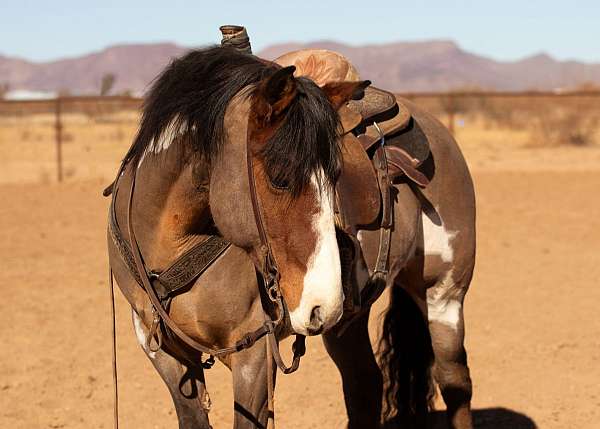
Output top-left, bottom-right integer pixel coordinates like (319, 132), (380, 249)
(277, 50), (476, 429)
(107, 47), (476, 428)
(108, 46), (369, 427)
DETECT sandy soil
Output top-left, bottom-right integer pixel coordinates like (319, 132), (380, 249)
(1, 134), (600, 428)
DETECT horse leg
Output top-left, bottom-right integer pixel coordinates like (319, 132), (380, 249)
(132, 310), (212, 429)
(323, 310), (383, 429)
(426, 274), (473, 429)
(379, 281), (434, 428)
(230, 337), (271, 429)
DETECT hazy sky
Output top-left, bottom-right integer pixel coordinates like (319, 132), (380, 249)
(1, 0), (598, 63)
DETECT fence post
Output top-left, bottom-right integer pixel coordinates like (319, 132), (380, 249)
(55, 97), (63, 182)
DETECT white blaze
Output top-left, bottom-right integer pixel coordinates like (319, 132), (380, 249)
(289, 173), (344, 335)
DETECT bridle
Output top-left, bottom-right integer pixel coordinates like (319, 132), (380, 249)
(244, 124), (308, 374)
(123, 153), (305, 367)
(106, 104), (306, 428)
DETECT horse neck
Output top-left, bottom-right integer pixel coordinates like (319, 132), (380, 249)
(127, 141), (212, 269)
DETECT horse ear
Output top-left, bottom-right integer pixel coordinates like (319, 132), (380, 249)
(255, 65), (298, 122)
(321, 80), (371, 110)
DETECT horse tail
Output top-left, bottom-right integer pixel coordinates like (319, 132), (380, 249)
(378, 285), (436, 427)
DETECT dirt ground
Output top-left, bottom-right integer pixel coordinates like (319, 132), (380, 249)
(1, 129), (600, 428)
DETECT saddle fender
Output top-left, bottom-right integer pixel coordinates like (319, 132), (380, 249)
(336, 132), (381, 229)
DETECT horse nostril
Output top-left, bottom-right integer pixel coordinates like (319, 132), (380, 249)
(307, 306), (324, 335)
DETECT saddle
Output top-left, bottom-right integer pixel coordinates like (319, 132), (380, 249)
(275, 49), (431, 229)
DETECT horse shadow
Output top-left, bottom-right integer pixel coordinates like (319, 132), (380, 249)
(383, 407), (537, 429)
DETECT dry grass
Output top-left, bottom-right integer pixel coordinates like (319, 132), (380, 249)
(411, 94), (600, 147)
(0, 111), (137, 184)
(1, 95), (600, 184)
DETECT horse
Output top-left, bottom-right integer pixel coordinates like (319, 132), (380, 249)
(107, 37), (476, 429)
(107, 45), (371, 428)
(274, 49), (476, 429)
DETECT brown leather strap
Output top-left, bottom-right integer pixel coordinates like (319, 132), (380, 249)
(269, 331), (306, 374)
(108, 269), (119, 429)
(154, 236), (231, 298)
(246, 124), (306, 374)
(109, 205), (231, 298)
(125, 167), (242, 357)
(266, 334), (275, 429)
(333, 122), (394, 336)
(371, 123), (392, 279)
(385, 146), (430, 187)
(246, 134), (277, 282)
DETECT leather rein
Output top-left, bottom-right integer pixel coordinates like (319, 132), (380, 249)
(108, 145), (306, 367)
(106, 128), (306, 428)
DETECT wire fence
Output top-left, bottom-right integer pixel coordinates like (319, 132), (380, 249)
(1, 92), (599, 183)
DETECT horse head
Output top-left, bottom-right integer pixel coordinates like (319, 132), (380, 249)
(210, 65), (369, 335)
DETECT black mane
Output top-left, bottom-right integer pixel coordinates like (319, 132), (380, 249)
(127, 46), (341, 195)
(260, 76), (341, 196)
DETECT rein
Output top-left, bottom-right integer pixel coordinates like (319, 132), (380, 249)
(107, 132), (306, 428)
(124, 164), (274, 358)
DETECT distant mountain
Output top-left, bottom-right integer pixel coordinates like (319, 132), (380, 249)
(259, 41), (600, 92)
(1, 40), (599, 95)
(0, 43), (189, 95)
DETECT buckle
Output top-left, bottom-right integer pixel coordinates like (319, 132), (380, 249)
(267, 283), (280, 302)
(373, 122), (385, 147)
(264, 320), (276, 334)
(201, 355), (215, 369)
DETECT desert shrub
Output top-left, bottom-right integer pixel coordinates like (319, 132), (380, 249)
(528, 102), (599, 147)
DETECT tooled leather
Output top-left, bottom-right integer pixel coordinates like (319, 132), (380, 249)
(109, 199), (230, 296)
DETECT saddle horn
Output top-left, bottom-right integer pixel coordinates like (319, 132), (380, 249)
(220, 25), (252, 54)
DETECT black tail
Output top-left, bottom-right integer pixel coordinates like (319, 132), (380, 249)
(379, 286), (435, 428)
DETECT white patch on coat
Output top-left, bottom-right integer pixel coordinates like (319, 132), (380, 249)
(289, 173), (344, 335)
(132, 310), (156, 359)
(137, 116), (187, 167)
(421, 212), (457, 263)
(427, 270), (461, 331)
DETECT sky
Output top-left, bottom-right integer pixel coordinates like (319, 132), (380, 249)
(1, 0), (599, 63)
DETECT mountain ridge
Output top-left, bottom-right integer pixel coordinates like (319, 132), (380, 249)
(1, 40), (599, 95)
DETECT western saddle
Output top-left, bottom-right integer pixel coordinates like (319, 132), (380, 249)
(275, 49), (430, 229)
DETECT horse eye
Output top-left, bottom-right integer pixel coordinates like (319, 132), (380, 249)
(270, 177), (290, 191)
